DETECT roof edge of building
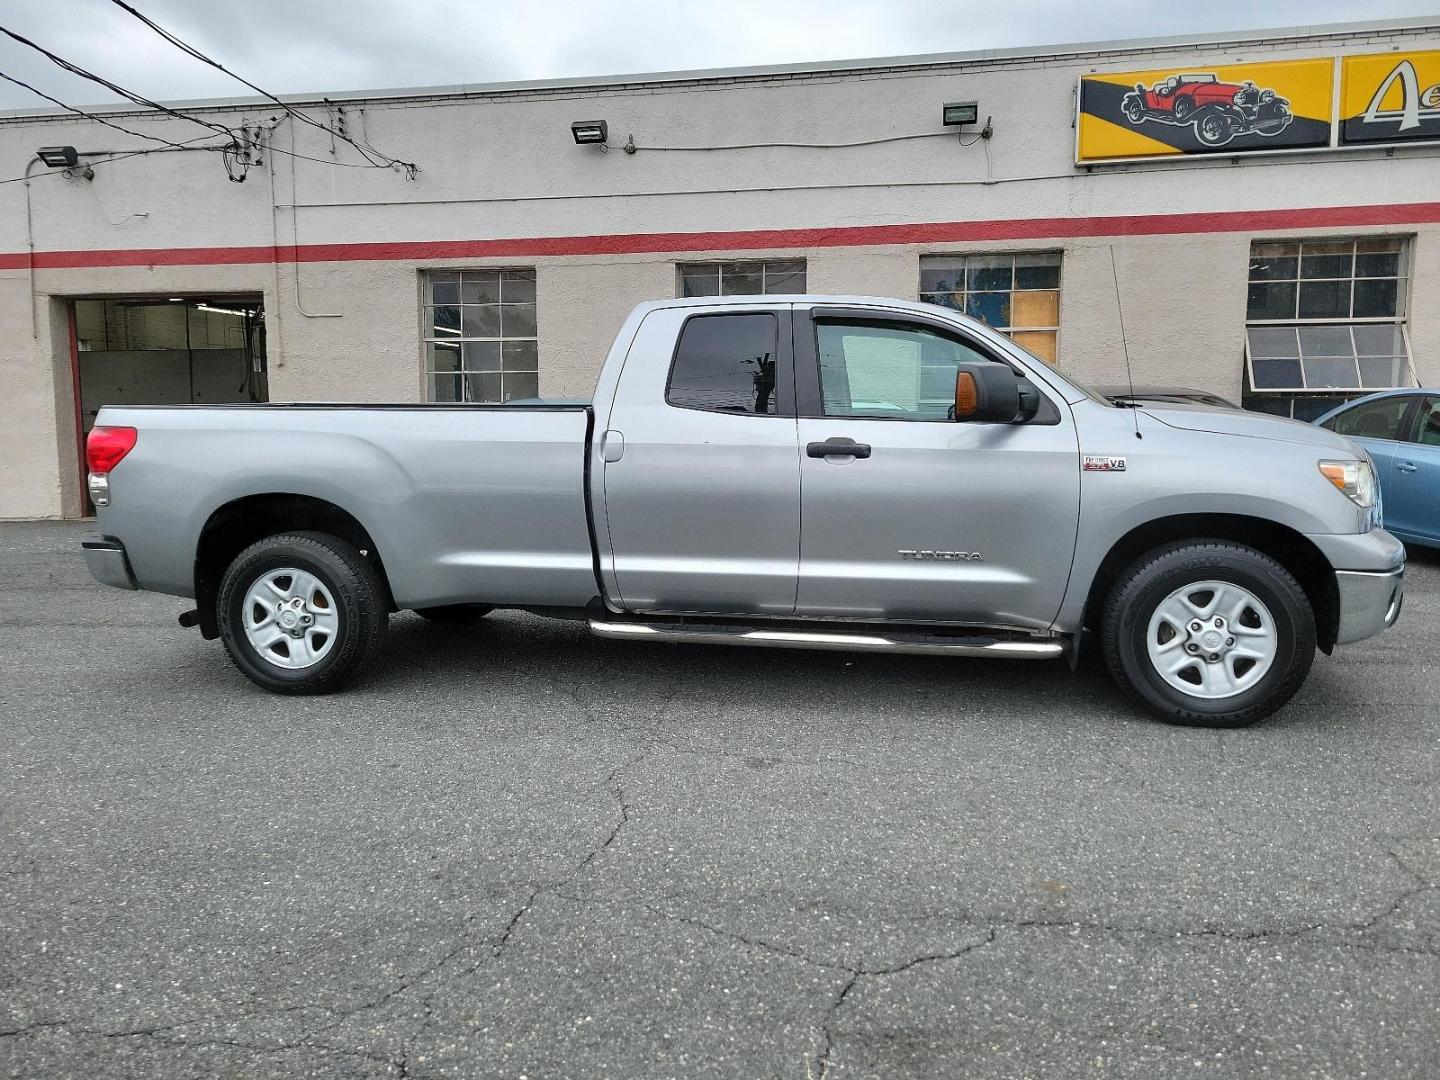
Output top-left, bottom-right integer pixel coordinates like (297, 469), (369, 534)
(1, 16), (1436, 123)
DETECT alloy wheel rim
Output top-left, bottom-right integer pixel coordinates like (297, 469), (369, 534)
(241, 567), (340, 670)
(1145, 579), (1276, 700)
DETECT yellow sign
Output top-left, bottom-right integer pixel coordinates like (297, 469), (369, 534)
(1340, 50), (1440, 144)
(1077, 58), (1334, 162)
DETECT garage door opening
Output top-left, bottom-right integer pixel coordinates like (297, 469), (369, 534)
(74, 296), (268, 429)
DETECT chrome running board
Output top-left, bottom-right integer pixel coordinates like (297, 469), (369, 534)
(588, 620), (1064, 659)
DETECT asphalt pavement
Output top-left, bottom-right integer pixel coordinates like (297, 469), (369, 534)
(2, 519), (1438, 1079)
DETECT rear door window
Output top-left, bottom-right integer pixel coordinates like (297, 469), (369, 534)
(1323, 396), (1414, 441)
(666, 313), (780, 415)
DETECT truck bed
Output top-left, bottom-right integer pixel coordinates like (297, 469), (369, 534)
(95, 403), (601, 610)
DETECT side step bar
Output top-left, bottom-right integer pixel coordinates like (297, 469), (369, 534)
(588, 620), (1064, 659)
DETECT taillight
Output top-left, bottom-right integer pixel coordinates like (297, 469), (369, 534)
(87, 426), (138, 473)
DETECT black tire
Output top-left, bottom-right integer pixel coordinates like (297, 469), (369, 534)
(412, 604), (493, 625)
(1100, 541), (1315, 727)
(1194, 110), (1235, 147)
(217, 531), (388, 694)
(1171, 95), (1195, 122)
(1123, 97), (1145, 123)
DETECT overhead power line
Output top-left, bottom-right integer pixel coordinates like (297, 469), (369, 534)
(0, 66), (209, 150)
(104, 0), (418, 178)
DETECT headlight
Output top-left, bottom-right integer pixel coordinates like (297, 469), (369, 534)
(1318, 459), (1376, 509)
(1260, 89), (1275, 103)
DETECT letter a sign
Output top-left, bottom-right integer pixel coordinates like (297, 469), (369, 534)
(1341, 51), (1440, 144)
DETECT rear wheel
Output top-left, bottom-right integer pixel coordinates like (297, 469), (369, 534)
(218, 531), (387, 694)
(413, 604), (493, 625)
(1101, 541), (1315, 727)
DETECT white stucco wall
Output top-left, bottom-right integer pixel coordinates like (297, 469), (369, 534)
(1, 20), (1438, 517)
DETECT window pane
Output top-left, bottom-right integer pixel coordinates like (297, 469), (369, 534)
(428, 372), (461, 402)
(1300, 242), (1354, 279)
(464, 371), (502, 403)
(1248, 251), (1299, 282)
(1297, 280), (1351, 319)
(1302, 356), (1359, 389)
(919, 261), (962, 293)
(763, 262), (807, 294)
(500, 271), (536, 304)
(1358, 356), (1411, 388)
(462, 340), (500, 371)
(462, 306), (500, 337)
(1352, 278), (1400, 318)
(680, 266), (720, 297)
(461, 273), (500, 305)
(1352, 324), (1406, 356)
(817, 322), (992, 419)
(429, 305), (461, 336)
(1327, 395), (1412, 438)
(502, 339), (538, 372)
(427, 341), (461, 373)
(1251, 357), (1303, 389)
(1354, 251), (1401, 278)
(1298, 326), (1354, 357)
(666, 313), (778, 414)
(966, 291), (1011, 327)
(1247, 327), (1300, 358)
(1009, 330), (1057, 364)
(428, 271), (460, 305)
(718, 263), (764, 296)
(967, 257), (1013, 291)
(503, 371), (540, 401)
(921, 286), (965, 311)
(1010, 291), (1059, 328)
(1013, 253), (1061, 290)
(501, 304), (538, 338)
(1246, 281), (1297, 320)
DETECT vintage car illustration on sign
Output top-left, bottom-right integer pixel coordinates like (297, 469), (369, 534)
(1120, 72), (1294, 146)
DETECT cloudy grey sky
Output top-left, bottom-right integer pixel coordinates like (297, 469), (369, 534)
(1, 0), (1437, 110)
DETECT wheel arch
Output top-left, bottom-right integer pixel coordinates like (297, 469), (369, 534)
(1081, 513), (1339, 654)
(194, 493), (395, 639)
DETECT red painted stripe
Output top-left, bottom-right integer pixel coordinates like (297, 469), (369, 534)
(6, 201), (1440, 270)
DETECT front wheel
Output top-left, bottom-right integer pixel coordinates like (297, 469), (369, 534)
(217, 531), (388, 694)
(1100, 541), (1315, 727)
(1194, 110), (1235, 147)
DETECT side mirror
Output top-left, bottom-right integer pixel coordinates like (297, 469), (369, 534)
(953, 363), (1040, 424)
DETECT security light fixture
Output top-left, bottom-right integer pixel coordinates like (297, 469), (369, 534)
(37, 145), (80, 168)
(571, 120), (608, 145)
(941, 102), (979, 127)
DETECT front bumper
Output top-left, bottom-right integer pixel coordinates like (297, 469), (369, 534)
(1334, 566), (1404, 645)
(81, 537), (138, 591)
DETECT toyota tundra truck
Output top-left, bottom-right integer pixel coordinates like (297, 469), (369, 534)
(81, 295), (1404, 726)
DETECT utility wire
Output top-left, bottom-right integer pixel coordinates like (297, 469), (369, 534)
(0, 66), (211, 150)
(0, 133), (229, 185)
(0, 23), (236, 139)
(105, 0), (418, 177)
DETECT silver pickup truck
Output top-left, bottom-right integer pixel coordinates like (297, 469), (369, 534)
(82, 295), (1404, 726)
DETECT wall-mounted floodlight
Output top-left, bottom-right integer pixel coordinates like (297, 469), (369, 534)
(37, 145), (80, 168)
(941, 102), (979, 127)
(571, 120), (608, 145)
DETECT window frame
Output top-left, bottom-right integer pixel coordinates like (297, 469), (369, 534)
(676, 259), (808, 298)
(420, 267), (539, 404)
(1243, 237), (1417, 396)
(792, 307), (1060, 425)
(917, 251), (1063, 364)
(663, 309), (796, 418)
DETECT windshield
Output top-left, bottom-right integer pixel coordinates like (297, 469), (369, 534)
(1003, 335), (1114, 406)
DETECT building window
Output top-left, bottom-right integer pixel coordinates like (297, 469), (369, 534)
(919, 252), (1061, 363)
(1242, 238), (1415, 421)
(678, 260), (806, 297)
(423, 269), (538, 403)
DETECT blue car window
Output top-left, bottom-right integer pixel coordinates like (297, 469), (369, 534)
(1413, 398), (1440, 447)
(1326, 396), (1413, 441)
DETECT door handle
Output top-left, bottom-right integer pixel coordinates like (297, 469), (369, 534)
(1396, 460), (1419, 473)
(806, 438), (872, 459)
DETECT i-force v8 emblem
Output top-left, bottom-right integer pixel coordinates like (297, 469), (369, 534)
(1083, 455), (1128, 472)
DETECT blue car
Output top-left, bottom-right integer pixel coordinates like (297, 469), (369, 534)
(1314, 389), (1440, 550)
